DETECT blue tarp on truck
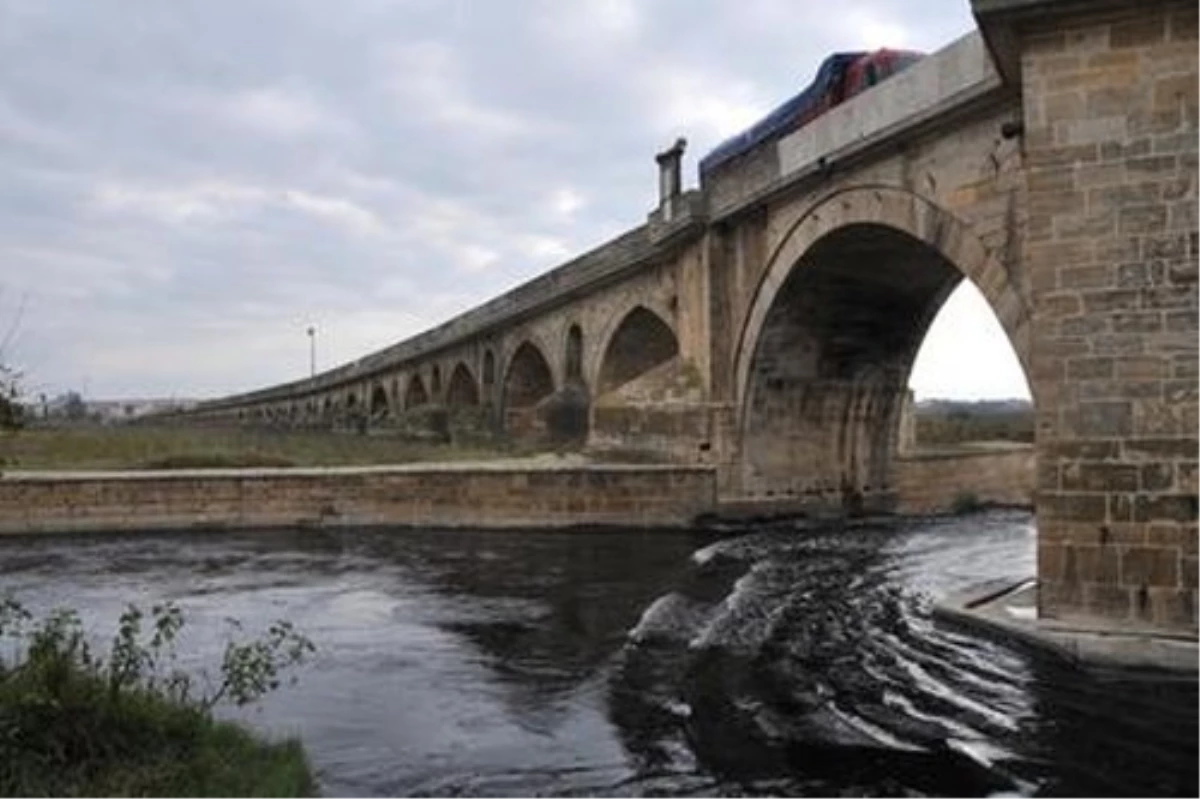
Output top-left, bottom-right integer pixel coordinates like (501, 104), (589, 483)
(698, 48), (925, 178)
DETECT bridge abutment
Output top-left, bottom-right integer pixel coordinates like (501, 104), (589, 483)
(999, 0), (1199, 631)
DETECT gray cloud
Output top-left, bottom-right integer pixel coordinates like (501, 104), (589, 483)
(1, 0), (1024, 401)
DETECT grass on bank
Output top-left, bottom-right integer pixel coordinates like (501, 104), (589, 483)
(0, 424), (520, 471)
(914, 407), (1034, 446)
(0, 599), (317, 797)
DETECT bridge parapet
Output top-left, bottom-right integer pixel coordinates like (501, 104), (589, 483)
(197, 222), (687, 410)
(704, 32), (1004, 220)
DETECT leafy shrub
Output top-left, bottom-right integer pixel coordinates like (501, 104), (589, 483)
(0, 597), (317, 796)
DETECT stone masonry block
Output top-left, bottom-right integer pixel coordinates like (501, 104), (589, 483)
(1074, 543), (1122, 583)
(1120, 546), (1180, 587)
(1140, 462), (1176, 491)
(1133, 493), (1199, 523)
(1083, 582), (1134, 620)
(1068, 400), (1133, 436)
(1062, 461), (1140, 491)
(1110, 17), (1166, 49)
(1042, 491), (1108, 522)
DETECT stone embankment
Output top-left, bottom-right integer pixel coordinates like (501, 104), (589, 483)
(0, 458), (716, 535)
(0, 446), (1036, 535)
(892, 443), (1035, 514)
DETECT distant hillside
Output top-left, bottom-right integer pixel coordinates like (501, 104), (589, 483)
(914, 397), (1033, 445)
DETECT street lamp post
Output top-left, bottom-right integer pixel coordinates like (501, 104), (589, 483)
(306, 326), (316, 377)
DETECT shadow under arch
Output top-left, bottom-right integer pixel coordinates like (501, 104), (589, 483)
(731, 186), (1032, 506)
(369, 383), (389, 420)
(446, 362), (480, 407)
(596, 305), (680, 396)
(405, 373), (429, 410)
(502, 340), (555, 437)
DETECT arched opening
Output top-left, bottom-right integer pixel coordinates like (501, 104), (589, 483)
(322, 397), (332, 419)
(503, 341), (554, 435)
(370, 383), (389, 419)
(445, 363), (480, 407)
(483, 349), (496, 385)
(738, 220), (1029, 510)
(430, 365), (442, 398)
(597, 306), (679, 394)
(405, 374), (429, 410)
(905, 281), (1033, 451)
(565, 324), (584, 382)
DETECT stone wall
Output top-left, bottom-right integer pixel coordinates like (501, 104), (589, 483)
(1021, 0), (1198, 630)
(892, 446), (1036, 514)
(0, 465), (717, 535)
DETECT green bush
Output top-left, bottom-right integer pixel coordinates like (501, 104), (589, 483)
(0, 598), (317, 797)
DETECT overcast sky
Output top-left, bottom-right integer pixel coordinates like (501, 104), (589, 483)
(1, 0), (1030, 402)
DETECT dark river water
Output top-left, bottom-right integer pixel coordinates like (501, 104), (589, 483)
(0, 511), (1195, 797)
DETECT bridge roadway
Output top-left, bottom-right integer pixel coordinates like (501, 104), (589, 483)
(175, 0), (1198, 636)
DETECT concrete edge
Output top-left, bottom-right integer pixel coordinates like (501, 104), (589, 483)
(0, 516), (712, 540)
(933, 578), (1199, 675)
(0, 461), (719, 482)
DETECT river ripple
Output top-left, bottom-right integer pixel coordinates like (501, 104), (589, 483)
(0, 511), (1194, 796)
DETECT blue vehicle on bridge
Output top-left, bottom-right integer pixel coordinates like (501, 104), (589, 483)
(699, 48), (925, 178)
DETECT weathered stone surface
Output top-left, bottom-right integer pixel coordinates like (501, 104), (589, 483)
(0, 465), (717, 534)
(1023, 0), (1197, 630)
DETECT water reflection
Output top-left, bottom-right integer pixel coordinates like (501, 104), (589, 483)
(0, 514), (1194, 797)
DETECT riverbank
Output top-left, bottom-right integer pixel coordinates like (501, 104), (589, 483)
(0, 425), (515, 471)
(0, 600), (316, 797)
(934, 578), (1198, 673)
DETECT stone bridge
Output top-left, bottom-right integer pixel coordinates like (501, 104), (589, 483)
(180, 0), (1197, 632)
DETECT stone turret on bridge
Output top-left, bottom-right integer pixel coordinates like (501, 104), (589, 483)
(176, 0), (1198, 636)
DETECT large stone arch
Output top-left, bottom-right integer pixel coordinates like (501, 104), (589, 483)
(732, 186), (1031, 506)
(595, 305), (680, 396)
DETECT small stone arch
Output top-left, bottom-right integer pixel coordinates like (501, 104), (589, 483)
(405, 374), (429, 410)
(502, 340), (555, 435)
(565, 324), (584, 383)
(370, 383), (389, 419)
(446, 362), (480, 407)
(482, 349), (496, 385)
(596, 306), (679, 395)
(430, 364), (442, 398)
